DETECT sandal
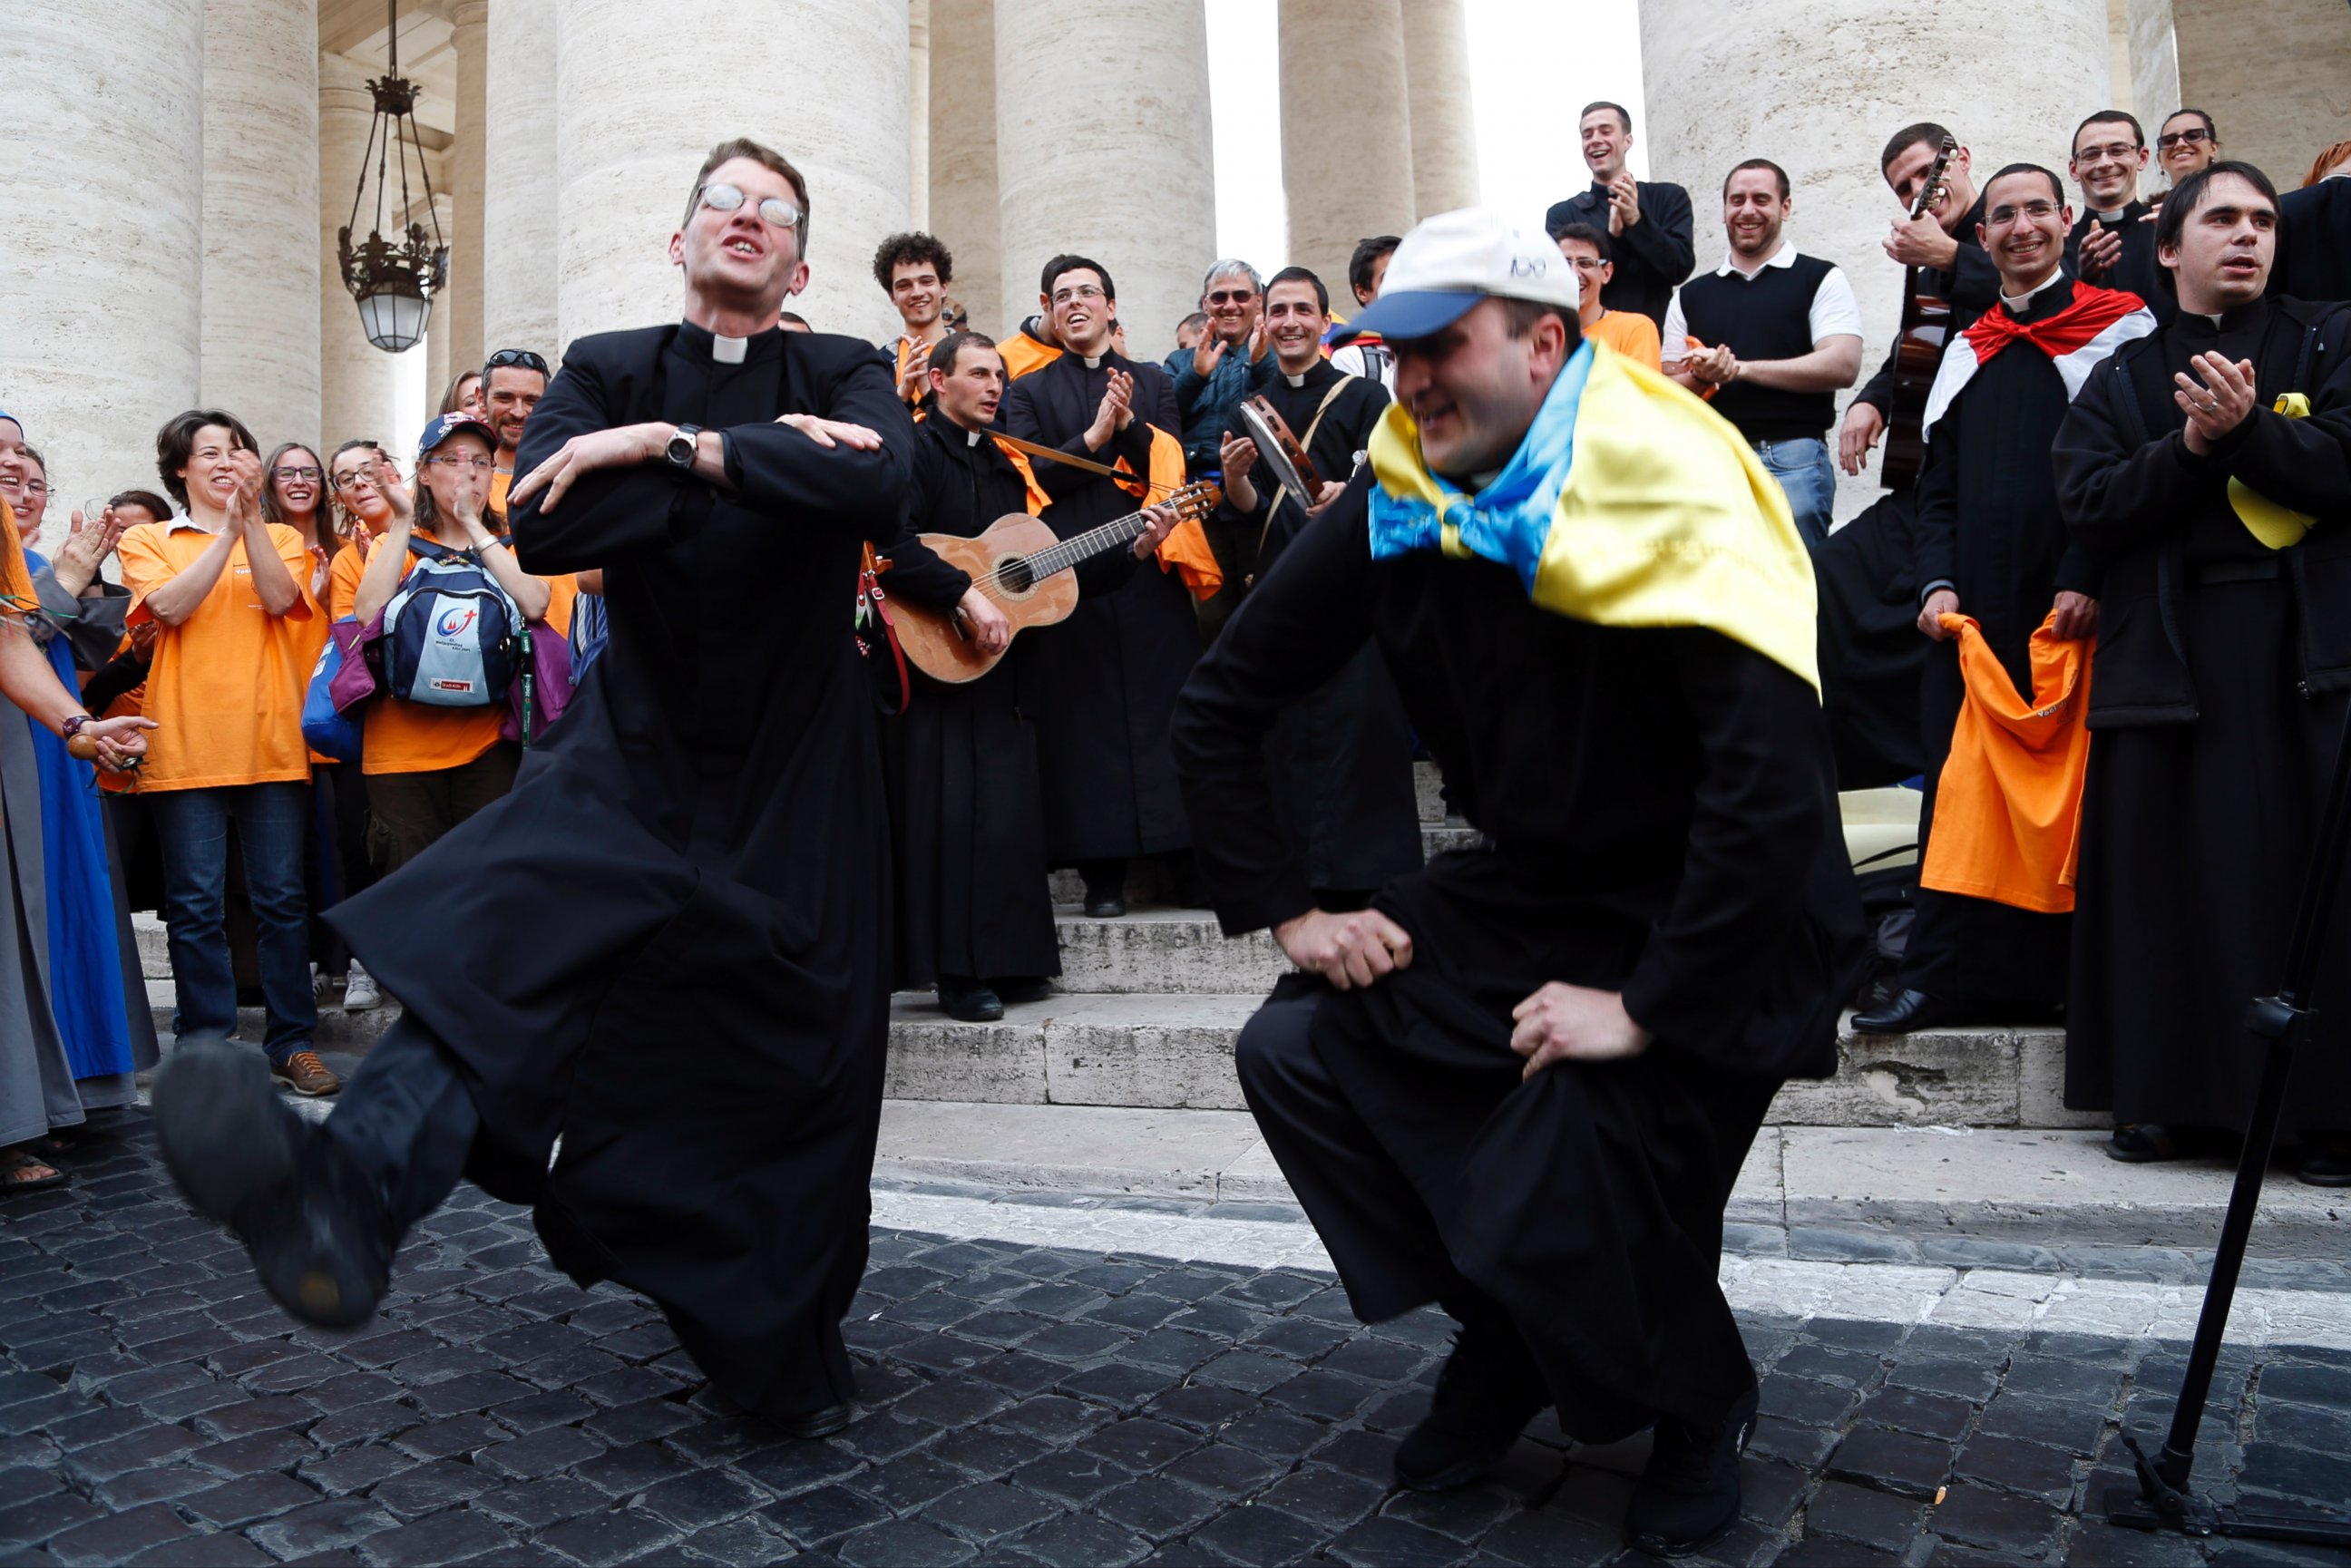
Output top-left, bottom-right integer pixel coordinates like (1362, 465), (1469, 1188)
(25, 1128), (81, 1158)
(1, 1147), (69, 1193)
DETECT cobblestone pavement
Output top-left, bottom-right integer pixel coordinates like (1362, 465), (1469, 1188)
(5, 1113), (2351, 1568)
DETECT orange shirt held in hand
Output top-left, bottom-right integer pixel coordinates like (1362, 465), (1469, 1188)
(328, 541), (575, 777)
(116, 520), (317, 792)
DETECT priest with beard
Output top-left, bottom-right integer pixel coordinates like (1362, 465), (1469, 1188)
(1852, 164), (2155, 1034)
(2055, 161), (2351, 1184)
(881, 331), (1162, 1021)
(151, 139), (915, 1434)
(1211, 266), (1419, 909)
(1175, 210), (1861, 1556)
(1004, 254), (1214, 918)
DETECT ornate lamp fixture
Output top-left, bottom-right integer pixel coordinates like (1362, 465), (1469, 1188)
(336, 0), (447, 353)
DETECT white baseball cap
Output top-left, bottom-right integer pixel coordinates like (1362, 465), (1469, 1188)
(1332, 208), (1581, 345)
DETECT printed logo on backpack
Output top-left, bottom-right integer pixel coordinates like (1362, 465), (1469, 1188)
(380, 538), (526, 708)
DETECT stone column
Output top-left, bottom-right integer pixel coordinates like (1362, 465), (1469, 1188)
(2171, 0), (2350, 184)
(1639, 0), (2111, 524)
(909, 0), (932, 233)
(444, 0), (490, 380)
(319, 52), (405, 449)
(928, 0), (1000, 334)
(1400, 0), (1478, 218)
(996, 0), (1214, 352)
(484, 0), (561, 365)
(1280, 0), (1418, 303)
(2127, 0), (2180, 130)
(200, 0), (322, 452)
(555, 0), (912, 346)
(0, 0), (202, 498)
(426, 193), (455, 404)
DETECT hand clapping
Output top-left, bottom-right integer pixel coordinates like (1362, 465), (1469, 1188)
(2174, 353), (2258, 455)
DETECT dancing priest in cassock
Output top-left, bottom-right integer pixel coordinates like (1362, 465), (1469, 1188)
(1210, 266), (1419, 908)
(2055, 162), (2351, 1183)
(1004, 255), (1221, 918)
(1172, 210), (1863, 1556)
(1853, 165), (2155, 1034)
(880, 330), (1170, 1021)
(154, 139), (914, 1433)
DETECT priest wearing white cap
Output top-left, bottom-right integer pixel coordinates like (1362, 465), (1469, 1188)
(1173, 209), (1862, 1556)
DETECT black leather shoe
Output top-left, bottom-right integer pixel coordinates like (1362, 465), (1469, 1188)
(2292, 1132), (2351, 1187)
(152, 1043), (390, 1328)
(1393, 1327), (1551, 1493)
(771, 1400), (855, 1439)
(937, 978), (1004, 1023)
(1082, 884), (1127, 920)
(1850, 989), (1956, 1033)
(1625, 1385), (1758, 1558)
(991, 977), (1056, 1006)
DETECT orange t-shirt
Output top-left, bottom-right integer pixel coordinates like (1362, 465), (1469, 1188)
(116, 520), (317, 792)
(1590, 310), (1664, 371)
(328, 537), (576, 776)
(490, 468), (512, 521)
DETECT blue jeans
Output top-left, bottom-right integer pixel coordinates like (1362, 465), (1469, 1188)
(150, 783), (317, 1062)
(1754, 436), (1836, 550)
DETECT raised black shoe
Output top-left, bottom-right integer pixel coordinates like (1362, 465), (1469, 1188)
(1393, 1326), (1551, 1493)
(1082, 882), (1127, 920)
(937, 977), (1004, 1023)
(1624, 1385), (1758, 1558)
(1849, 989), (1952, 1033)
(152, 1042), (392, 1329)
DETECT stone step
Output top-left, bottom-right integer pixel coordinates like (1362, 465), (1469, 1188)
(872, 1102), (2351, 1259)
(1050, 904), (1286, 994)
(883, 987), (2095, 1129)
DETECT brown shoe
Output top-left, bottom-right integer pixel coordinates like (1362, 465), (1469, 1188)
(270, 1051), (342, 1097)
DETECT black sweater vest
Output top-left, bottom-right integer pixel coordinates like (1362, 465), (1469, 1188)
(1675, 252), (1839, 442)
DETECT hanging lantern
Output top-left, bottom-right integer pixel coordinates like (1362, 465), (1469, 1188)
(336, 0), (447, 354)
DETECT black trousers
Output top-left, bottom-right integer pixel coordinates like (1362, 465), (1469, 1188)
(1236, 988), (1764, 1439)
(321, 1014), (482, 1240)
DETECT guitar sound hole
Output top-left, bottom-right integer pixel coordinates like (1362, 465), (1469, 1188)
(998, 557), (1035, 594)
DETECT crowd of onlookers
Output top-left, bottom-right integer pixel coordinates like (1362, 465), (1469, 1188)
(0, 350), (575, 1192)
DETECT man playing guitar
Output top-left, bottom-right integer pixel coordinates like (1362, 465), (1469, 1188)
(1839, 122), (2002, 481)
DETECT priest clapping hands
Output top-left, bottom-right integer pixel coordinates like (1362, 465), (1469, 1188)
(2175, 352), (2258, 453)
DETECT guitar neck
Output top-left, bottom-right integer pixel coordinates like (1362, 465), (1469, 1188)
(1018, 505), (1163, 583)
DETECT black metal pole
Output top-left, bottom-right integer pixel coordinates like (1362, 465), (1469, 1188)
(2110, 687), (2351, 1544)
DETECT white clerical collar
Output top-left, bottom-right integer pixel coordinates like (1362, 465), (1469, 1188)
(964, 428), (985, 447)
(1283, 370), (1309, 388)
(1081, 354), (1105, 370)
(2092, 206), (2129, 222)
(1717, 240), (1797, 278)
(2001, 268), (2067, 313)
(712, 334), (747, 365)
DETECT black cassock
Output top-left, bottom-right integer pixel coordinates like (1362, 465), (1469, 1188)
(2067, 204), (2172, 325)
(1897, 279), (2106, 1008)
(1173, 484), (1862, 1437)
(2279, 180), (2351, 306)
(1209, 359), (1419, 900)
(1819, 197), (2003, 789)
(879, 421), (1060, 988)
(2054, 296), (2351, 1135)
(1003, 350), (1196, 863)
(328, 322), (911, 1419)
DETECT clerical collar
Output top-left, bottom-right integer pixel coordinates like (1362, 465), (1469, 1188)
(713, 334), (748, 364)
(2092, 207), (2128, 222)
(1283, 370), (1310, 388)
(1081, 354), (1105, 370)
(964, 428), (986, 447)
(2001, 268), (2067, 314)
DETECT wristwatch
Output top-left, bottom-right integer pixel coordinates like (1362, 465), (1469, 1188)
(666, 424), (703, 472)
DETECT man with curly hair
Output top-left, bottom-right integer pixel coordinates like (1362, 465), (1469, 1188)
(873, 230), (956, 410)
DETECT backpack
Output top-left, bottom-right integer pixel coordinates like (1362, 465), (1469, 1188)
(378, 537), (527, 708)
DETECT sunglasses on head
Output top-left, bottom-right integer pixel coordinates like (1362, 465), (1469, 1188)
(485, 348), (549, 375)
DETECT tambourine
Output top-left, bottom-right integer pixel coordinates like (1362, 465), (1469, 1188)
(1236, 396), (1319, 502)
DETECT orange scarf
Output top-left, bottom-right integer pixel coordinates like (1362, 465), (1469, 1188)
(1110, 426), (1221, 599)
(1919, 610), (2092, 913)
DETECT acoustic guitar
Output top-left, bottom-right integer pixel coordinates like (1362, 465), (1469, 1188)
(1879, 134), (1960, 490)
(889, 481), (1221, 684)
